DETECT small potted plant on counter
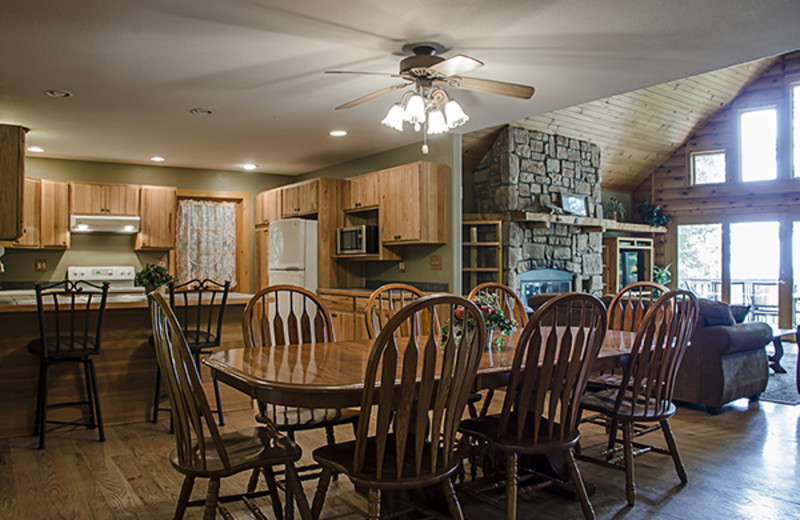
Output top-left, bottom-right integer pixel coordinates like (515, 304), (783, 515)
(135, 264), (175, 294)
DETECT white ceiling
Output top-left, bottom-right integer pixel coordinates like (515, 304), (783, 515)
(2, 0), (799, 175)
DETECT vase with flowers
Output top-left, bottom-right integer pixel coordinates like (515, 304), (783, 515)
(135, 263), (175, 294)
(442, 292), (518, 350)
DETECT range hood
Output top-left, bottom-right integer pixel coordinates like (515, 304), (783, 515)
(70, 215), (141, 234)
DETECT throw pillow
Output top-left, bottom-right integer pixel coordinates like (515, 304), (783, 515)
(698, 298), (735, 327)
(730, 304), (751, 324)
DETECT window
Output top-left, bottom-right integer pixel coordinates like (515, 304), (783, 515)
(691, 151), (726, 184)
(677, 224), (722, 300)
(176, 199), (237, 286)
(793, 84), (800, 178)
(740, 108), (777, 182)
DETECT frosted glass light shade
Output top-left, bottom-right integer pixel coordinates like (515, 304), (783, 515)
(404, 94), (426, 125)
(427, 110), (448, 135)
(444, 100), (469, 129)
(381, 104), (405, 131)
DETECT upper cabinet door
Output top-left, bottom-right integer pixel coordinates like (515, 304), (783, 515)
(255, 188), (282, 226)
(41, 179), (70, 248)
(344, 172), (380, 211)
(105, 184), (140, 216)
(381, 162), (447, 245)
(13, 178), (41, 248)
(136, 185), (176, 250)
(71, 182), (107, 215)
(0, 125), (25, 240)
(281, 180), (318, 217)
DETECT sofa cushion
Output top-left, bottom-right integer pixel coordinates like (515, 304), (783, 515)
(691, 322), (773, 356)
(698, 298), (735, 327)
(730, 304), (751, 323)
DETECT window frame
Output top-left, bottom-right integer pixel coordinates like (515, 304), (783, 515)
(689, 149), (727, 186)
(790, 81), (800, 179)
(737, 105), (779, 183)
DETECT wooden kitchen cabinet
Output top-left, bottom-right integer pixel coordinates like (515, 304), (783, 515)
(380, 162), (447, 245)
(281, 179), (318, 217)
(318, 290), (372, 341)
(254, 227), (270, 292)
(40, 179), (71, 248)
(71, 182), (139, 216)
(135, 185), (176, 250)
(12, 178), (41, 248)
(255, 188), (282, 227)
(343, 171), (380, 211)
(0, 124), (26, 240)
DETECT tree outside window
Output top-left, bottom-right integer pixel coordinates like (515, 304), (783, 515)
(691, 151), (726, 184)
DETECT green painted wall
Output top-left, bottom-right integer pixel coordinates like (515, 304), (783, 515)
(1, 157), (291, 288)
(299, 134), (462, 293)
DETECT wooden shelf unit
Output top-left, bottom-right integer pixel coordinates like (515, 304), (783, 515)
(602, 236), (654, 294)
(462, 219), (503, 293)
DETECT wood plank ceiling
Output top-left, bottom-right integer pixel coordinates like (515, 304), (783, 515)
(464, 56), (777, 193)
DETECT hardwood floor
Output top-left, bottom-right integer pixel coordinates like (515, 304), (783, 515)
(1, 397), (799, 519)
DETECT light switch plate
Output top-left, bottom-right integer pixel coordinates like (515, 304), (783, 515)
(429, 254), (442, 271)
(35, 259), (48, 272)
(398, 261), (406, 273)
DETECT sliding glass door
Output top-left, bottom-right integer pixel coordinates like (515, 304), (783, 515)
(730, 221), (779, 326)
(677, 224), (722, 300)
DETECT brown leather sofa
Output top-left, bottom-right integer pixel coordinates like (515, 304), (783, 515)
(673, 299), (773, 414)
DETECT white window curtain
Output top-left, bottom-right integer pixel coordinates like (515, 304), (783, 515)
(176, 199), (237, 286)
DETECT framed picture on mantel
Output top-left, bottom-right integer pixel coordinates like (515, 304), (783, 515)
(561, 194), (587, 217)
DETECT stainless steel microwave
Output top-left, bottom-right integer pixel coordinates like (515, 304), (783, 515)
(336, 225), (379, 255)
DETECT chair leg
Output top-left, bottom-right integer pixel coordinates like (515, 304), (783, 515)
(506, 452), (518, 520)
(605, 419), (618, 460)
(312, 466), (333, 520)
(33, 358), (45, 437)
(38, 360), (50, 450)
(174, 476), (195, 520)
(246, 469), (260, 493)
(285, 464), (312, 520)
(441, 478), (465, 520)
(264, 466), (284, 520)
(213, 378), (224, 426)
(622, 421), (635, 506)
(660, 419), (688, 484)
(367, 489), (380, 520)
(89, 359), (105, 442)
(563, 449), (595, 520)
(204, 478), (220, 520)
(480, 388), (495, 417)
(83, 360), (97, 429)
(152, 368), (162, 423)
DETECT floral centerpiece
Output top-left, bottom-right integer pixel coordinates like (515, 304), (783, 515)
(442, 292), (518, 350)
(135, 263), (175, 293)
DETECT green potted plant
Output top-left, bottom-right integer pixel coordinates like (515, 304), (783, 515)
(637, 201), (673, 228)
(605, 197), (626, 221)
(135, 263), (175, 293)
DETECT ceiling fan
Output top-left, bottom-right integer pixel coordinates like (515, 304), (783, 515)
(327, 42), (535, 111)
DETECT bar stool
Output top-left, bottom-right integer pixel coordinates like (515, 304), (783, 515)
(152, 278), (230, 427)
(29, 280), (109, 449)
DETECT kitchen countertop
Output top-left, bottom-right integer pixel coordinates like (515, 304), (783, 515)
(0, 291), (254, 313)
(317, 287), (373, 297)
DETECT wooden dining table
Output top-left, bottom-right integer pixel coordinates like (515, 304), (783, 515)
(204, 328), (636, 410)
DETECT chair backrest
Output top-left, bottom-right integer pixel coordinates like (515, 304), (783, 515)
(364, 283), (426, 339)
(242, 284), (334, 348)
(168, 278), (231, 348)
(498, 293), (607, 445)
(467, 282), (528, 328)
(611, 290), (699, 417)
(354, 294), (486, 480)
(34, 280), (109, 357)
(607, 281), (669, 332)
(149, 292), (230, 471)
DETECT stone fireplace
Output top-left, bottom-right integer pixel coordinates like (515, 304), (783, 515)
(471, 126), (604, 297)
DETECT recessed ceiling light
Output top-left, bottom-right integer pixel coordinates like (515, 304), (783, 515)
(44, 89), (72, 98)
(329, 130), (347, 137)
(190, 107), (213, 116)
(150, 156), (166, 163)
(27, 146), (44, 153)
(241, 163), (258, 171)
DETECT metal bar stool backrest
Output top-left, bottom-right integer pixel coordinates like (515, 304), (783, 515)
(34, 280), (109, 357)
(498, 292), (607, 444)
(364, 283), (427, 339)
(243, 284), (334, 348)
(149, 292), (230, 471)
(168, 278), (231, 349)
(612, 290), (699, 417)
(607, 281), (668, 332)
(467, 282), (529, 329)
(354, 294), (486, 480)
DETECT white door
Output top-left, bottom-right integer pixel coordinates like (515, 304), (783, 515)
(269, 219), (306, 270)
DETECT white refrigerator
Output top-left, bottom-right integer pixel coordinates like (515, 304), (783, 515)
(268, 218), (318, 292)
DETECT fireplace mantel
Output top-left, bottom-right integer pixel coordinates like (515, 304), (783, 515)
(464, 212), (667, 234)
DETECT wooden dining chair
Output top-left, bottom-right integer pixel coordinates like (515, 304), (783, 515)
(148, 291), (311, 520)
(579, 290), (699, 506)
(458, 292), (607, 520)
(311, 294), (487, 520)
(467, 282), (528, 417)
(607, 281), (668, 333)
(363, 283), (425, 339)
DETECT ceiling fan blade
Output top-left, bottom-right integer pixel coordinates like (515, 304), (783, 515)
(326, 70), (400, 78)
(428, 55), (484, 77)
(448, 76), (535, 100)
(335, 82), (411, 110)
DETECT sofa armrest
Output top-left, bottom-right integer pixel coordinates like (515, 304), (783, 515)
(690, 322), (773, 357)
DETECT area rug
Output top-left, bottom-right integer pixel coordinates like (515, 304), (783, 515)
(761, 346), (800, 405)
